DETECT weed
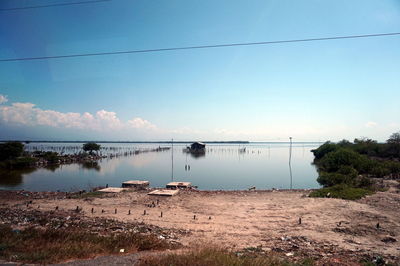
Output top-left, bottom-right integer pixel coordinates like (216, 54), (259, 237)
(309, 184), (373, 200)
(0, 224), (170, 264)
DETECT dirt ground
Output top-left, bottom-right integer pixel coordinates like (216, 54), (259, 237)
(1, 183), (400, 264)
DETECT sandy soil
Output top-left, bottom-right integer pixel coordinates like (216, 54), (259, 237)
(2, 184), (400, 263)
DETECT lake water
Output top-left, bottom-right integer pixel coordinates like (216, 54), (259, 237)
(0, 143), (320, 191)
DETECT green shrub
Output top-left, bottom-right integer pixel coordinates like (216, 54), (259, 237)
(355, 176), (374, 188)
(82, 142), (101, 155)
(311, 142), (339, 160)
(309, 184), (373, 200)
(7, 157), (38, 168)
(383, 161), (400, 174)
(318, 148), (363, 172)
(370, 165), (390, 178)
(43, 152), (59, 163)
(317, 172), (349, 187)
(0, 142), (24, 161)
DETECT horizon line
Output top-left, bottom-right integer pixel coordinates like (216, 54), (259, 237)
(0, 139), (324, 144)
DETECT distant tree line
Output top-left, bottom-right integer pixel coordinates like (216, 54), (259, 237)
(0, 141), (101, 169)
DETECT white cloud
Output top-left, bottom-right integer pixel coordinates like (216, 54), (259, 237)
(0, 95), (8, 104)
(365, 121), (378, 128)
(127, 117), (157, 130)
(0, 100), (156, 132)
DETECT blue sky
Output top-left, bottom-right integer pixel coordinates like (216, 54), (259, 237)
(0, 0), (399, 141)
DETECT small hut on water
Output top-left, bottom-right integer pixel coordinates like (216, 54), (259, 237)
(190, 142), (206, 151)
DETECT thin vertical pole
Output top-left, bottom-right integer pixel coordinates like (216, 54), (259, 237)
(171, 138), (174, 181)
(289, 137), (293, 189)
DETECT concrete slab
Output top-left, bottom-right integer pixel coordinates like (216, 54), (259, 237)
(98, 187), (128, 193)
(122, 180), (149, 188)
(166, 182), (192, 189)
(148, 189), (180, 196)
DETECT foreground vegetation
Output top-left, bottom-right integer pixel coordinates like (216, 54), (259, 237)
(0, 224), (169, 264)
(139, 247), (313, 266)
(310, 132), (400, 199)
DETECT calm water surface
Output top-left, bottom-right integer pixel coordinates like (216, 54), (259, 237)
(0, 143), (320, 191)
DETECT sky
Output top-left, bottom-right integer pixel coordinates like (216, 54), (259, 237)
(0, 0), (400, 142)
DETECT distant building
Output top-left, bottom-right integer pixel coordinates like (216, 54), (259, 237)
(190, 142), (206, 150)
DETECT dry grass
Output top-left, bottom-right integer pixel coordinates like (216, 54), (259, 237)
(138, 246), (314, 266)
(0, 224), (170, 264)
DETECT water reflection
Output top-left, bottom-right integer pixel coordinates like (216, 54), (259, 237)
(44, 164), (60, 172)
(183, 150), (206, 159)
(0, 168), (36, 187)
(0, 143), (320, 191)
(81, 161), (101, 171)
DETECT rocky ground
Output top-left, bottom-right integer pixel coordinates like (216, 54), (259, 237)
(0, 182), (399, 265)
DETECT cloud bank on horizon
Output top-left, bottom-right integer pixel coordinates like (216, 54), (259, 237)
(0, 95), (156, 132)
(0, 94), (397, 142)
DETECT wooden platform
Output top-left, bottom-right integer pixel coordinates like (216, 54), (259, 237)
(122, 180), (149, 188)
(148, 189), (180, 196)
(98, 187), (128, 193)
(166, 182), (192, 189)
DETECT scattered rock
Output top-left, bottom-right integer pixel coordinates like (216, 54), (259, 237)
(381, 237), (397, 243)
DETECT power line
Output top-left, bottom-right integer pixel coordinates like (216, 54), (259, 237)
(0, 0), (111, 11)
(1, 32), (399, 62)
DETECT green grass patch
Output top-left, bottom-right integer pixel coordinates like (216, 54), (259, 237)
(309, 184), (373, 200)
(138, 247), (313, 266)
(0, 224), (170, 264)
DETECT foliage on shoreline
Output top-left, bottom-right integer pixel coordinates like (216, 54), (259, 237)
(309, 184), (374, 200)
(0, 141), (102, 170)
(0, 224), (170, 264)
(0, 142), (36, 169)
(310, 132), (400, 200)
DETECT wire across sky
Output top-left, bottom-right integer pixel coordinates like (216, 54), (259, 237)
(0, 0), (112, 11)
(1, 32), (399, 62)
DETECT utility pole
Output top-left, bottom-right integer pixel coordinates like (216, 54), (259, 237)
(171, 138), (174, 181)
(289, 137), (293, 189)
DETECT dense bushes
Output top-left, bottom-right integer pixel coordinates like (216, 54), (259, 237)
(0, 142), (37, 169)
(312, 136), (400, 184)
(33, 151), (59, 163)
(311, 142), (339, 160)
(3, 157), (38, 169)
(0, 142), (24, 161)
(310, 133), (400, 199)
